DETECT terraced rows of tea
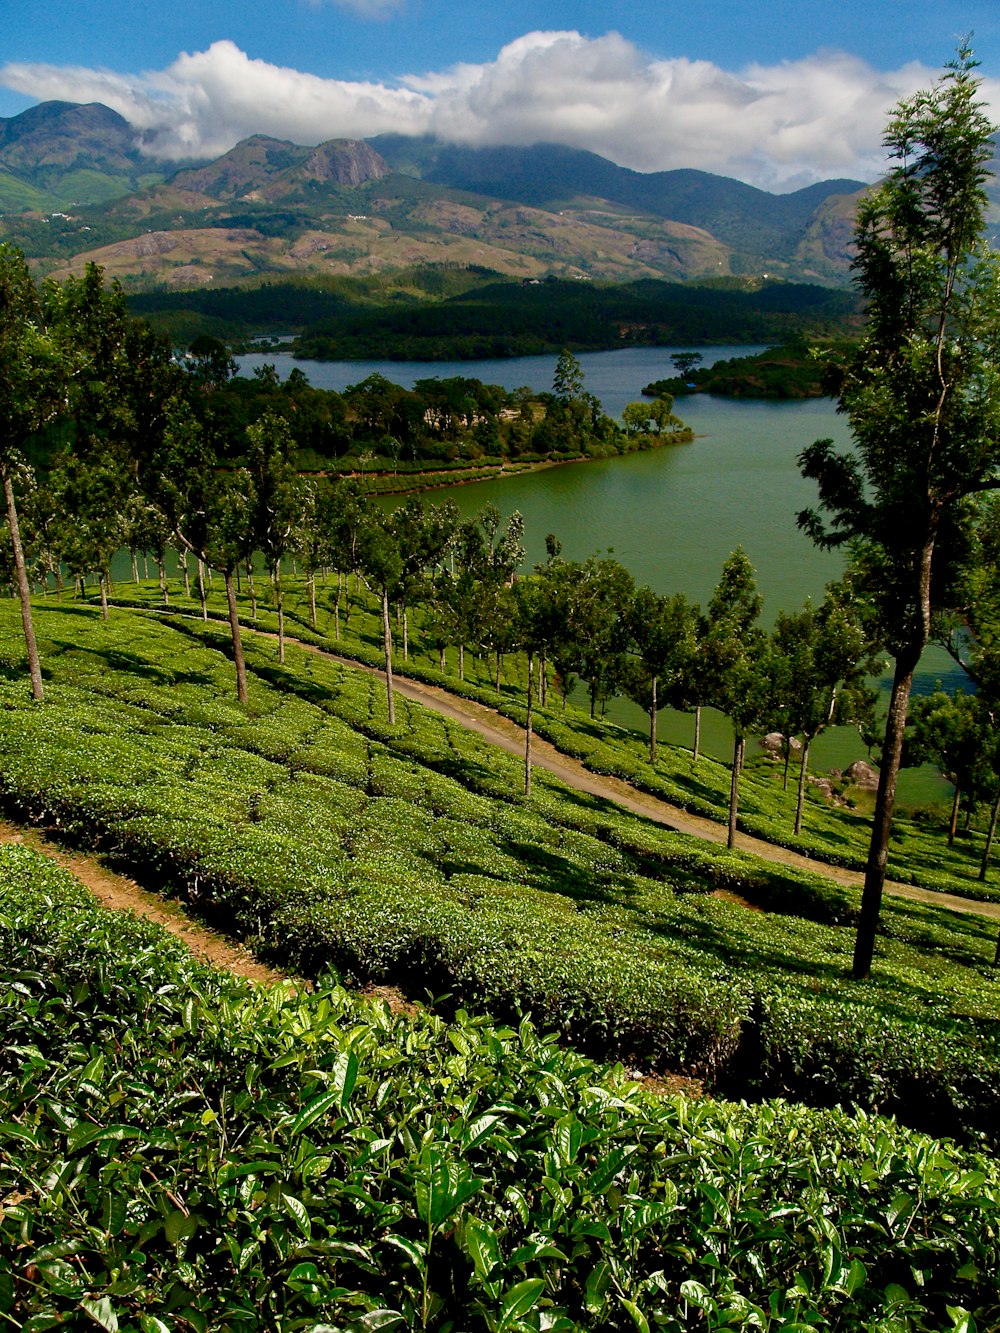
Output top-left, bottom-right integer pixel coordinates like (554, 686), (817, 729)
(2, 600), (999, 1149)
(5, 842), (999, 1330)
(121, 577), (1000, 908)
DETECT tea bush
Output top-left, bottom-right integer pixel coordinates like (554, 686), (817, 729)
(2, 844), (998, 1332)
(2, 603), (999, 1142)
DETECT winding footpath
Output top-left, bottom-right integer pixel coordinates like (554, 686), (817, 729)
(273, 630), (1000, 925)
(5, 614), (1000, 941)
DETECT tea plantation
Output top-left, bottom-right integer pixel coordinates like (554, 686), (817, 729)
(2, 843), (998, 1331)
(1, 600), (999, 1151)
(1, 602), (1000, 1322)
(113, 577), (1000, 908)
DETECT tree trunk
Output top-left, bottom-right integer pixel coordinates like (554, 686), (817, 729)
(649, 673), (658, 764)
(727, 733), (744, 850)
(979, 783), (1000, 882)
(181, 549), (190, 598)
(459, 643), (464, 681)
(525, 652), (534, 797)
(794, 738), (811, 836)
(403, 607), (408, 661)
(308, 572), (317, 631)
(853, 654), (917, 979)
(247, 563), (256, 619)
(693, 706), (701, 761)
(381, 587), (395, 726)
(197, 558), (207, 621)
(334, 572), (342, 640)
(439, 646), (446, 673)
(4, 467), (44, 702)
(98, 570), (109, 622)
(495, 652), (502, 694)
(274, 559), (284, 665)
(131, 549), (139, 583)
(948, 784), (961, 846)
(539, 649), (547, 706)
(224, 568), (248, 705)
(782, 738), (792, 790)
(158, 559), (168, 606)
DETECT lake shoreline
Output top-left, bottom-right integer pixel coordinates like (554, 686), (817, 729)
(312, 433), (704, 497)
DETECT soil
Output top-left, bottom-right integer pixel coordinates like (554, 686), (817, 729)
(0, 821), (287, 988)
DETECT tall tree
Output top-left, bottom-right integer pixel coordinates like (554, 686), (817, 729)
(152, 398), (257, 703)
(624, 586), (699, 763)
(552, 348), (585, 404)
(357, 510), (404, 725)
(456, 505), (525, 693)
(0, 245), (63, 699)
(49, 453), (127, 620)
(797, 49), (1000, 979)
(905, 689), (988, 845)
(247, 411), (302, 665)
(702, 549), (766, 849)
(770, 589), (880, 835)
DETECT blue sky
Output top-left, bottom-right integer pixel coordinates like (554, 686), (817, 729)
(3, 0), (999, 189)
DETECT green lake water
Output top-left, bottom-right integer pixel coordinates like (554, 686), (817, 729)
(236, 348), (959, 802)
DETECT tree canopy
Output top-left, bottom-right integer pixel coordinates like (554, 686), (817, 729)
(798, 47), (1000, 979)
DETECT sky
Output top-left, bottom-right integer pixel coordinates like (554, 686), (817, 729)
(2, 0), (1000, 191)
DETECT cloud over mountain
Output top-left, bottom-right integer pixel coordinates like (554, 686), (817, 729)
(3, 31), (996, 189)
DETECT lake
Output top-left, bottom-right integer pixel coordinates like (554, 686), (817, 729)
(234, 347), (958, 795)
(237, 345), (840, 609)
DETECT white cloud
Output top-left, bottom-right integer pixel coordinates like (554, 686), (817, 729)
(1, 42), (432, 161)
(3, 32), (998, 189)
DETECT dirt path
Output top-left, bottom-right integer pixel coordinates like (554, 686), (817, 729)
(0, 821), (289, 987)
(267, 630), (1000, 925)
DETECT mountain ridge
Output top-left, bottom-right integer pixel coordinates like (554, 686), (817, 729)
(0, 99), (872, 287)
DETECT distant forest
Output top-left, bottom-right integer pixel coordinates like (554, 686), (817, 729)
(128, 271), (860, 361)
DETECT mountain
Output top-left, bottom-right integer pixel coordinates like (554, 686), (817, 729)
(370, 136), (868, 270)
(0, 101), (171, 209)
(166, 135), (311, 199)
(1, 100), (875, 288)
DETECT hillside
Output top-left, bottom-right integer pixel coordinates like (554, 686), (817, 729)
(371, 135), (867, 276)
(1, 99), (870, 288)
(0, 100), (170, 210)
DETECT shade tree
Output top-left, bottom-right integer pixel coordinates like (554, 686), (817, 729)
(769, 590), (881, 835)
(702, 549), (767, 849)
(623, 586), (699, 763)
(247, 411), (304, 664)
(152, 398), (258, 703)
(797, 49), (1000, 978)
(905, 689), (991, 845)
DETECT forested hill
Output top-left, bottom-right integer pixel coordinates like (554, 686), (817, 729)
(129, 271), (859, 359)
